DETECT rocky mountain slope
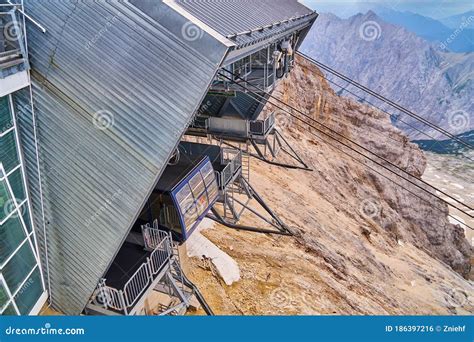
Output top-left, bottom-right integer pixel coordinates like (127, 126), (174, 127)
(422, 151), (474, 252)
(183, 56), (473, 315)
(300, 11), (473, 140)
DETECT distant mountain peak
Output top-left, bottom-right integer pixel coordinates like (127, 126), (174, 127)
(365, 9), (377, 17)
(440, 10), (474, 30)
(300, 13), (474, 139)
(351, 10), (379, 21)
(371, 8), (474, 53)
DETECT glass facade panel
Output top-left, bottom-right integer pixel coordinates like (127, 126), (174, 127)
(201, 161), (214, 181)
(0, 96), (13, 133)
(1, 303), (17, 316)
(189, 173), (205, 198)
(0, 179), (13, 222)
(0, 212), (27, 265)
(206, 176), (219, 202)
(0, 130), (20, 174)
(0, 95), (45, 315)
(14, 268), (42, 315)
(2, 242), (36, 294)
(176, 184), (194, 214)
(0, 280), (8, 311)
(21, 205), (33, 234)
(183, 206), (198, 231)
(8, 167), (26, 203)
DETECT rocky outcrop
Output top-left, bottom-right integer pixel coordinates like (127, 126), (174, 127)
(263, 55), (471, 278)
(185, 56), (473, 315)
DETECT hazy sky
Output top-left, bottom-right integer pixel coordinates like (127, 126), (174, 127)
(301, 1), (474, 19)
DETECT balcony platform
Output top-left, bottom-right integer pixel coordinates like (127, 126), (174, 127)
(86, 229), (197, 316)
(103, 242), (150, 291)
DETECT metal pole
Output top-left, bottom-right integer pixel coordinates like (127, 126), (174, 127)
(119, 290), (128, 316)
(6, 0), (46, 32)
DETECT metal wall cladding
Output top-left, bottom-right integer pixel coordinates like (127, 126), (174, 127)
(174, 0), (317, 47)
(16, 0), (228, 314)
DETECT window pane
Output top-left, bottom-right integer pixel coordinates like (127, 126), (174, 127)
(2, 242), (36, 294)
(183, 206), (198, 231)
(176, 185), (194, 214)
(0, 280), (9, 312)
(195, 192), (209, 217)
(8, 167), (26, 203)
(176, 184), (192, 204)
(200, 161), (214, 180)
(0, 179), (13, 222)
(203, 169), (216, 188)
(189, 173), (205, 198)
(0, 96), (13, 134)
(0, 214), (27, 265)
(22, 205), (33, 234)
(0, 130), (20, 174)
(14, 268), (43, 315)
(1, 303), (17, 316)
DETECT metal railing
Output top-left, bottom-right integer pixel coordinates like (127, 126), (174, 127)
(142, 220), (171, 250)
(217, 149), (242, 189)
(249, 112), (275, 136)
(95, 279), (125, 312)
(232, 56), (252, 80)
(123, 262), (151, 308)
(92, 228), (173, 315)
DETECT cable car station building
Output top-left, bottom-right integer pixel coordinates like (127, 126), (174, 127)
(0, 0), (317, 316)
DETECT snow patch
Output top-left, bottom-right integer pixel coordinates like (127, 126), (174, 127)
(186, 219), (241, 286)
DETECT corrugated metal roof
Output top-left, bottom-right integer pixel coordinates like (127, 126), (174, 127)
(15, 0), (228, 315)
(172, 0), (317, 47)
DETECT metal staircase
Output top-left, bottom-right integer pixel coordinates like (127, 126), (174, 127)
(86, 223), (211, 316)
(229, 92), (261, 119)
